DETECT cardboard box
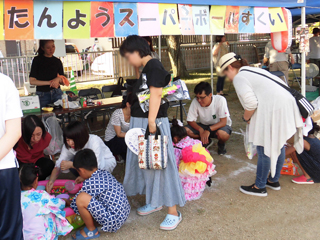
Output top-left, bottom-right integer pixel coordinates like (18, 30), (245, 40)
(311, 110), (320, 122)
(20, 95), (41, 113)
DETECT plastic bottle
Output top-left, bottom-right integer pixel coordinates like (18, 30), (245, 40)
(62, 91), (69, 109)
(83, 97), (87, 108)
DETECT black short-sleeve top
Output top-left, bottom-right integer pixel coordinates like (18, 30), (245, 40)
(29, 55), (64, 92)
(131, 59), (171, 118)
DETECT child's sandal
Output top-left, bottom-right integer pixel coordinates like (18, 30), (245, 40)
(160, 211), (182, 231)
(73, 226), (100, 239)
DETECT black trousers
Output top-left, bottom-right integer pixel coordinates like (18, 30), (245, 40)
(105, 136), (127, 160)
(216, 76), (226, 93)
(0, 167), (23, 240)
(19, 157), (55, 181)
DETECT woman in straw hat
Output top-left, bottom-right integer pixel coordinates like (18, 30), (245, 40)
(218, 52), (304, 197)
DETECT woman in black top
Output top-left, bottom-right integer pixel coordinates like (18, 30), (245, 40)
(120, 35), (185, 231)
(29, 40), (65, 108)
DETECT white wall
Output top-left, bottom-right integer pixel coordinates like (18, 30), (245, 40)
(65, 38), (113, 52)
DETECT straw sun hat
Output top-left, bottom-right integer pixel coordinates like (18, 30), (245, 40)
(218, 52), (242, 75)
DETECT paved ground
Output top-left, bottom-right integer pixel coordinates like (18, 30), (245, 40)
(62, 76), (320, 240)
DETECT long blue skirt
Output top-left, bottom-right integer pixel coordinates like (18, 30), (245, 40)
(123, 117), (186, 208)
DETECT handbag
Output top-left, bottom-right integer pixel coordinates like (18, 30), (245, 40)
(111, 77), (126, 97)
(138, 125), (168, 170)
(240, 69), (314, 119)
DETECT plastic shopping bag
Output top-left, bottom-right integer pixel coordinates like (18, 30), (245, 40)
(42, 113), (64, 155)
(241, 126), (257, 160)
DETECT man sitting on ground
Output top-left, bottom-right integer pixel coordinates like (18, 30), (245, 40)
(185, 82), (232, 155)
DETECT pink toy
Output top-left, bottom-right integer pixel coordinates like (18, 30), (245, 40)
(38, 179), (82, 194)
(38, 179), (84, 229)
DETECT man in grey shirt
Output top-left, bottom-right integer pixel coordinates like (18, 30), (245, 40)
(263, 40), (295, 82)
(307, 28), (320, 76)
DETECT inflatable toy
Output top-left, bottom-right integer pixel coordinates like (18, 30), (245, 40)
(38, 179), (84, 230)
(271, 8), (292, 53)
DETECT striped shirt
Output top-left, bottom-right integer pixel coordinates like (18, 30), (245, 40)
(104, 109), (130, 142)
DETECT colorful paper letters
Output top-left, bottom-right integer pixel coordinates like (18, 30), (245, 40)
(1, 1), (292, 40)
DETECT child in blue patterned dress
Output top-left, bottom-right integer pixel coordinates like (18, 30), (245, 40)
(70, 149), (131, 239)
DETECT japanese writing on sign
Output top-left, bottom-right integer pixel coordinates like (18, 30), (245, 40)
(138, 3), (161, 36)
(114, 3), (138, 37)
(63, 2), (90, 39)
(192, 5), (210, 35)
(158, 4), (180, 35)
(91, 2), (114, 37)
(5, 0), (33, 40)
(34, 1), (63, 39)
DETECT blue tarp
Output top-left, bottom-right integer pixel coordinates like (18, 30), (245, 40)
(42, 0), (305, 8)
(291, 7), (320, 17)
(290, 0), (320, 17)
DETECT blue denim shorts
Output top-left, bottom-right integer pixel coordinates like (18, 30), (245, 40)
(36, 88), (63, 108)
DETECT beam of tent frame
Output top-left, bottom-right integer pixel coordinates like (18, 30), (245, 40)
(301, 6), (306, 97)
(39, 0), (305, 8)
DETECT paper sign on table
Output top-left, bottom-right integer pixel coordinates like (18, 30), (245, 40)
(63, 1), (90, 39)
(34, 1), (63, 39)
(254, 7), (270, 33)
(268, 7), (287, 32)
(210, 5), (226, 35)
(138, 3), (161, 36)
(225, 6), (239, 33)
(114, 3), (138, 37)
(178, 4), (194, 35)
(91, 2), (114, 37)
(5, 0), (34, 40)
(192, 5), (210, 35)
(238, 6), (254, 33)
(158, 4), (180, 35)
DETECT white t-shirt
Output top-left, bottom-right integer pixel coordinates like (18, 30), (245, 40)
(0, 73), (22, 170)
(307, 36), (320, 60)
(104, 109), (130, 142)
(187, 95), (232, 126)
(56, 134), (116, 173)
(264, 41), (291, 64)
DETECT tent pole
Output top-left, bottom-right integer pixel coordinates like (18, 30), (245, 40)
(158, 35), (161, 62)
(210, 35), (213, 93)
(301, 7), (306, 96)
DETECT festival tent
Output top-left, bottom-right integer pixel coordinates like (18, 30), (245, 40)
(23, 0), (307, 92)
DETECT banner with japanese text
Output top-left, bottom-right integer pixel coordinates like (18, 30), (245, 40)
(238, 6), (254, 33)
(158, 4), (180, 35)
(114, 3), (138, 37)
(178, 4), (195, 35)
(268, 7), (288, 32)
(1, 2), (294, 39)
(137, 3), (161, 36)
(254, 7), (270, 33)
(210, 5), (226, 35)
(63, 1), (90, 39)
(192, 5), (210, 35)
(34, 1), (62, 39)
(91, 2), (114, 37)
(0, 0), (3, 40)
(5, 0), (34, 40)
(225, 6), (239, 33)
